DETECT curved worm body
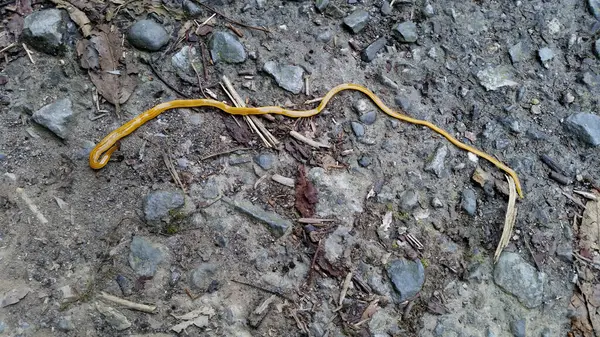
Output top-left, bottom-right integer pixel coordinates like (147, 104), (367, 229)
(89, 83), (524, 198)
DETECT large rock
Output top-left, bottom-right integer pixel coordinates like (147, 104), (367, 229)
(263, 61), (304, 94)
(386, 259), (425, 302)
(208, 31), (247, 64)
(143, 190), (185, 222)
(127, 20), (170, 51)
(128, 236), (165, 278)
(564, 112), (600, 146)
(494, 252), (546, 308)
(343, 9), (370, 33)
(22, 9), (68, 55)
(31, 98), (74, 139)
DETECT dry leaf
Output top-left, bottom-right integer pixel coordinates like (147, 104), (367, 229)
(295, 165), (318, 218)
(494, 175), (517, 262)
(360, 299), (379, 320)
(50, 0), (92, 37)
(579, 194), (600, 253)
(569, 292), (594, 336)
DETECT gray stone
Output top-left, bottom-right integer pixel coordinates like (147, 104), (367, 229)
(22, 9), (68, 55)
(358, 155), (372, 167)
(494, 252), (546, 308)
(461, 188), (477, 216)
(263, 61), (304, 94)
(424, 145), (447, 178)
(353, 99), (369, 114)
(32, 98), (74, 139)
(57, 316), (74, 331)
(0, 320), (5, 333)
(564, 112), (600, 146)
(392, 21), (418, 43)
(477, 66), (519, 91)
(431, 197), (443, 208)
(589, 0), (600, 19)
(316, 31), (333, 43)
(595, 39), (600, 58)
(324, 227), (354, 263)
(324, 4), (345, 18)
(315, 0), (329, 12)
(96, 303), (131, 331)
(398, 189), (418, 212)
(511, 319), (526, 337)
(386, 259), (425, 302)
(361, 37), (387, 62)
(394, 95), (412, 111)
(256, 0), (266, 8)
(380, 1), (392, 15)
(556, 243), (573, 262)
(369, 310), (401, 336)
(190, 263), (218, 290)
(143, 190), (185, 222)
(509, 41), (533, 63)
(538, 47), (554, 62)
(209, 31), (247, 64)
(500, 117), (521, 133)
(359, 111), (377, 125)
(127, 20), (170, 51)
(254, 153), (276, 170)
(171, 46), (203, 83)
(222, 197), (292, 237)
(423, 3), (435, 16)
(343, 9), (370, 34)
(583, 72), (600, 92)
(128, 236), (165, 277)
(351, 121), (365, 137)
(183, 0), (202, 16)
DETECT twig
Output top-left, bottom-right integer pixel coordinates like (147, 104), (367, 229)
(306, 240), (322, 285)
(200, 147), (250, 161)
(561, 191), (587, 209)
(298, 218), (335, 224)
(22, 43), (35, 64)
(230, 279), (294, 302)
(226, 23), (244, 37)
(188, 46), (206, 98)
(272, 174), (294, 187)
(199, 41), (209, 81)
(289, 130), (330, 148)
(573, 252), (600, 271)
(193, 1), (270, 33)
(0, 42), (16, 54)
(494, 175), (518, 262)
(338, 272), (353, 307)
(149, 60), (190, 98)
(99, 292), (156, 313)
(16, 188), (48, 224)
(90, 113), (107, 121)
(198, 13), (216, 27)
(523, 236), (542, 272)
(573, 190), (598, 201)
(163, 152), (185, 192)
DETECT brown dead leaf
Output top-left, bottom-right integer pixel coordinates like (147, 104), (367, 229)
(579, 194), (600, 253)
(570, 291), (594, 337)
(224, 117), (252, 145)
(295, 165), (317, 218)
(472, 166), (492, 188)
(50, 0), (92, 37)
(77, 26), (137, 105)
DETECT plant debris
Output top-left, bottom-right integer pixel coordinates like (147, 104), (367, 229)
(295, 165), (318, 218)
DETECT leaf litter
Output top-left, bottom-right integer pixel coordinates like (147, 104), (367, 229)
(295, 165), (317, 218)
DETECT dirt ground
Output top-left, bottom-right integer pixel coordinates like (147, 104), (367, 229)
(1, 0), (600, 336)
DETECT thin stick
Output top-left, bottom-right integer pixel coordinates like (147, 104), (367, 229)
(230, 279), (294, 302)
(16, 188), (48, 224)
(200, 147), (250, 161)
(272, 174), (294, 187)
(494, 175), (517, 262)
(163, 152), (185, 192)
(561, 191), (587, 209)
(193, 1), (270, 33)
(290, 130), (330, 148)
(188, 46), (206, 98)
(22, 43), (35, 64)
(198, 13), (216, 27)
(298, 218), (335, 224)
(0, 42), (16, 54)
(99, 292), (156, 313)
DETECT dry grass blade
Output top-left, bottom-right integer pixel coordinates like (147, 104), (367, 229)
(494, 175), (518, 263)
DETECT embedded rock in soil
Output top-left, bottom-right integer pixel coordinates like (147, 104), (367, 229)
(461, 188), (477, 216)
(263, 61), (304, 94)
(31, 98), (74, 139)
(392, 21), (418, 43)
(315, 0), (329, 12)
(508, 41), (533, 63)
(22, 9), (68, 55)
(477, 66), (519, 91)
(183, 0), (203, 16)
(589, 0), (600, 19)
(254, 153), (276, 170)
(351, 121), (365, 137)
(398, 189), (419, 212)
(128, 236), (165, 278)
(324, 226), (354, 263)
(343, 9), (370, 33)
(359, 111), (377, 125)
(595, 39), (600, 58)
(143, 190), (185, 222)
(171, 46), (203, 84)
(494, 252), (546, 308)
(361, 37), (387, 62)
(564, 112), (600, 146)
(386, 258), (425, 302)
(95, 303), (131, 331)
(424, 145), (448, 178)
(538, 47), (554, 62)
(127, 19), (170, 51)
(222, 197), (291, 237)
(190, 263), (218, 290)
(209, 31), (247, 64)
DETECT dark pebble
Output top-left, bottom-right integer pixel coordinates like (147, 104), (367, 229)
(115, 275), (133, 296)
(358, 155), (372, 167)
(549, 171), (573, 185)
(254, 153), (276, 170)
(361, 37), (387, 62)
(359, 111), (377, 125)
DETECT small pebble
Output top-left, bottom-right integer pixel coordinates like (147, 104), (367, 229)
(316, 31), (333, 43)
(358, 155), (372, 167)
(353, 99), (369, 114)
(343, 9), (370, 34)
(461, 188), (477, 216)
(538, 47), (554, 62)
(431, 197), (443, 208)
(563, 92), (575, 104)
(392, 21), (418, 43)
(595, 39), (600, 58)
(315, 0), (329, 12)
(424, 3), (435, 16)
(351, 121), (365, 137)
(531, 105), (541, 114)
(380, 1), (392, 15)
(254, 153), (276, 170)
(127, 19), (170, 51)
(359, 111), (377, 125)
